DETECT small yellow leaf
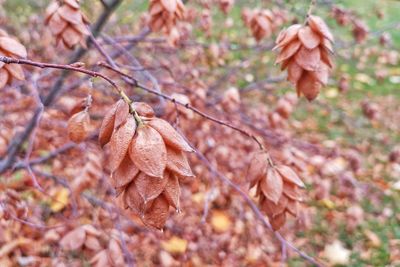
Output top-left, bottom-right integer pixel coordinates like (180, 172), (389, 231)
(50, 187), (70, 212)
(320, 199), (335, 209)
(211, 211), (231, 232)
(325, 87), (338, 98)
(161, 236), (187, 254)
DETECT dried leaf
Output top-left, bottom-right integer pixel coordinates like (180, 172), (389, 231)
(0, 37), (27, 58)
(308, 15), (334, 42)
(60, 227), (86, 250)
(111, 154), (139, 188)
(99, 103), (117, 147)
(134, 171), (168, 202)
(109, 116), (136, 172)
(270, 212), (286, 230)
(211, 210), (232, 232)
(275, 40), (301, 64)
(247, 151), (269, 189)
(163, 172), (180, 209)
(124, 182), (151, 215)
(143, 195), (170, 230)
(161, 236), (187, 254)
(4, 64), (25, 81)
(114, 100), (130, 130)
(294, 46), (321, 71)
(129, 125), (167, 178)
(261, 168), (283, 204)
(108, 239), (125, 266)
(132, 102), (155, 117)
(166, 146), (194, 177)
(276, 165), (305, 187)
(84, 236), (102, 251)
(298, 26), (321, 49)
(67, 110), (90, 143)
(148, 118), (192, 152)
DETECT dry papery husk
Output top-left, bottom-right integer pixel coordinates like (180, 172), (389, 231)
(247, 151), (305, 230)
(274, 15), (334, 101)
(45, 0), (89, 49)
(0, 29), (27, 89)
(99, 100), (194, 229)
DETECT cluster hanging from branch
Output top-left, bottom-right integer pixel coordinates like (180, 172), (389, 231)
(45, 0), (89, 49)
(148, 0), (186, 44)
(242, 8), (287, 42)
(247, 151), (305, 230)
(98, 99), (194, 229)
(274, 15), (334, 101)
(0, 30), (27, 89)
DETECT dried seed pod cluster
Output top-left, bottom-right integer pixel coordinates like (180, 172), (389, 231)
(148, 0), (186, 35)
(99, 100), (194, 229)
(45, 0), (89, 49)
(0, 30), (27, 89)
(218, 0), (234, 15)
(352, 20), (369, 44)
(249, 9), (275, 42)
(268, 93), (297, 128)
(247, 151), (305, 230)
(274, 15), (334, 101)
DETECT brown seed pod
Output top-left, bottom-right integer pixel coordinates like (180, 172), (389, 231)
(218, 0), (234, 15)
(100, 101), (194, 229)
(67, 110), (90, 143)
(245, 9), (279, 42)
(274, 15), (334, 101)
(0, 30), (27, 89)
(148, 0), (186, 36)
(45, 0), (89, 49)
(129, 125), (167, 178)
(247, 152), (304, 230)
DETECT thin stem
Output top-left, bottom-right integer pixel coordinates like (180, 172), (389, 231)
(307, 0), (317, 17)
(98, 62), (266, 150)
(0, 56), (132, 107)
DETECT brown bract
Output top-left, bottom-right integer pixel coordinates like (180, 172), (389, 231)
(99, 101), (194, 229)
(148, 0), (185, 36)
(244, 9), (284, 42)
(45, 0), (89, 49)
(67, 110), (90, 143)
(274, 15), (334, 101)
(0, 30), (27, 89)
(247, 151), (304, 230)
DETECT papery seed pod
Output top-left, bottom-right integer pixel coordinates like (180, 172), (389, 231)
(45, 0), (89, 49)
(352, 20), (368, 44)
(0, 30), (27, 89)
(248, 9), (274, 42)
(100, 101), (194, 229)
(247, 152), (304, 230)
(67, 110), (90, 143)
(274, 15), (334, 101)
(218, 0), (234, 15)
(148, 0), (186, 36)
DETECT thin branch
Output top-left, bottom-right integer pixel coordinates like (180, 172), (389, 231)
(193, 148), (323, 267)
(98, 62), (266, 150)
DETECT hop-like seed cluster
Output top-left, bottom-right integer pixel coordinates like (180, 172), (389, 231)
(274, 15), (334, 101)
(45, 0), (89, 49)
(148, 0), (186, 34)
(247, 151), (304, 230)
(99, 100), (194, 229)
(249, 9), (275, 42)
(0, 30), (27, 89)
(218, 0), (234, 15)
